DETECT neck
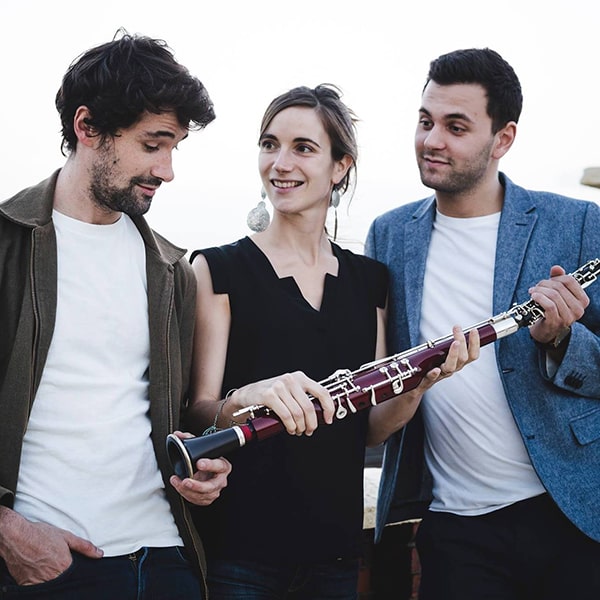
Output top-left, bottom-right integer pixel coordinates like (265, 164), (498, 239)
(54, 158), (121, 225)
(435, 172), (504, 218)
(252, 215), (333, 268)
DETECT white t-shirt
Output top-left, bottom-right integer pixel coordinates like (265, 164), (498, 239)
(420, 209), (545, 515)
(14, 210), (183, 555)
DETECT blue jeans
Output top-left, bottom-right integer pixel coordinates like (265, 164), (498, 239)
(207, 558), (359, 599)
(0, 547), (203, 600)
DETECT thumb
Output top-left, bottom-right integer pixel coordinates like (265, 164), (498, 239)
(420, 367), (442, 389)
(65, 532), (104, 559)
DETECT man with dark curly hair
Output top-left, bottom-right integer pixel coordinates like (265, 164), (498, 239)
(0, 31), (231, 599)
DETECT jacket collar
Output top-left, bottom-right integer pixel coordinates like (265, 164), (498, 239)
(494, 172), (538, 312)
(401, 172), (538, 342)
(0, 170), (188, 266)
(403, 197), (436, 346)
(0, 170), (58, 227)
(130, 215), (188, 266)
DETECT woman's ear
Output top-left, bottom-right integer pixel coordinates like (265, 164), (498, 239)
(332, 154), (353, 186)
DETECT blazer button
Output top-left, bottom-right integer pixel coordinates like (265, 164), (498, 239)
(564, 371), (585, 389)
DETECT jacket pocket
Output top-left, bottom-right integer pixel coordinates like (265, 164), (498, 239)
(570, 407), (600, 446)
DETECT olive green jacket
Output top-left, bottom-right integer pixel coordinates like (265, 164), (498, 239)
(0, 171), (207, 589)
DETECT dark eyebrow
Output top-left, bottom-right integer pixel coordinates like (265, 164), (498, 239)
(259, 133), (277, 143)
(445, 112), (473, 123)
(144, 130), (189, 141)
(294, 136), (321, 148)
(258, 132), (321, 148)
(419, 106), (473, 124)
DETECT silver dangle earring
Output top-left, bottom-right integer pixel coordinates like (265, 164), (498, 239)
(330, 188), (341, 208)
(247, 188), (270, 232)
(330, 188), (341, 240)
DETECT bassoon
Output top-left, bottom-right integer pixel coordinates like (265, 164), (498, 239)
(167, 259), (600, 479)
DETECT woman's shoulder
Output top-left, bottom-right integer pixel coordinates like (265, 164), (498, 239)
(332, 242), (389, 304)
(189, 236), (253, 266)
(332, 242), (388, 274)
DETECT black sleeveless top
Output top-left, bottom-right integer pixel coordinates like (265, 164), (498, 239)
(190, 237), (388, 564)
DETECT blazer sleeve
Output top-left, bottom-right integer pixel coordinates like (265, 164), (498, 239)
(540, 202), (600, 398)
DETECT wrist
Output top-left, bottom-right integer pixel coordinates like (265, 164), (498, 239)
(0, 506), (21, 554)
(201, 389), (238, 435)
(0, 505), (17, 526)
(539, 326), (571, 350)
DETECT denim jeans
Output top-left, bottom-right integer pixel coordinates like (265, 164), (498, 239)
(0, 546), (203, 600)
(207, 558), (359, 600)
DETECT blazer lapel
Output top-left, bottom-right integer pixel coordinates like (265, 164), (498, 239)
(404, 198), (436, 346)
(494, 175), (537, 312)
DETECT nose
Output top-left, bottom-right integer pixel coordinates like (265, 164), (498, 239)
(272, 148), (293, 172)
(421, 125), (445, 151)
(151, 153), (175, 183)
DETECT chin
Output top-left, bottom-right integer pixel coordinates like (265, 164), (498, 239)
(125, 201), (152, 217)
(418, 174), (440, 190)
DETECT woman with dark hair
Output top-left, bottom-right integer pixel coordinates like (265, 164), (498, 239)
(186, 84), (478, 599)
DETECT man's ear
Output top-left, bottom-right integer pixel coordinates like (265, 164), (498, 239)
(73, 106), (98, 148)
(492, 121), (517, 160)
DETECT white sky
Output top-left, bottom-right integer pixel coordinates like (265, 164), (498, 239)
(4, 0), (600, 254)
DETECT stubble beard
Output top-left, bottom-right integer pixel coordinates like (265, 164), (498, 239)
(89, 154), (159, 217)
(418, 139), (494, 195)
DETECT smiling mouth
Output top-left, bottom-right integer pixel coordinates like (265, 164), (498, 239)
(272, 180), (302, 189)
(422, 155), (449, 165)
(138, 185), (158, 197)
(134, 176), (162, 190)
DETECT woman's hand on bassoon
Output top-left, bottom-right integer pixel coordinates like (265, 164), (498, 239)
(229, 372), (335, 436)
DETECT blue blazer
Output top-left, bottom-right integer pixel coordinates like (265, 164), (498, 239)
(365, 173), (600, 542)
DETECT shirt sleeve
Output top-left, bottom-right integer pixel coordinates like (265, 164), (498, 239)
(189, 246), (231, 295)
(365, 257), (389, 309)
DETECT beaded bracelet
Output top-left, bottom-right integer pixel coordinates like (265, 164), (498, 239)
(201, 389), (238, 436)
